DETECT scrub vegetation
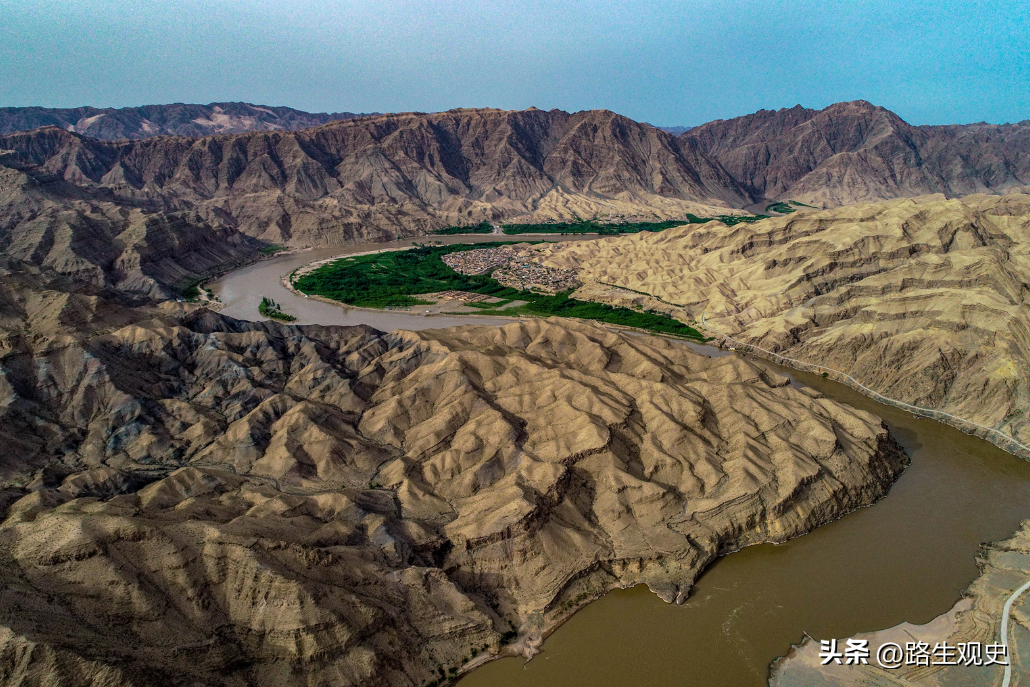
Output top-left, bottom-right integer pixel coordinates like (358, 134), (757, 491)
(766, 200), (818, 214)
(258, 297), (296, 321)
(765, 202), (796, 214)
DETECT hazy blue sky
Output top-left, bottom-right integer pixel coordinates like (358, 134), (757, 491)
(1, 0), (1027, 125)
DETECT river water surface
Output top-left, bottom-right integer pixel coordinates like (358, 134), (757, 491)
(209, 240), (1030, 687)
(210, 234), (597, 330)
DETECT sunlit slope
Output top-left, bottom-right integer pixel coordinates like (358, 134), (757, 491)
(532, 193), (1030, 453)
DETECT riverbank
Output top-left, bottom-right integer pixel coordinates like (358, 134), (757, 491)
(209, 234), (597, 331)
(699, 317), (1030, 463)
(458, 362), (1030, 687)
(769, 519), (1030, 686)
(286, 243), (706, 340)
(286, 241), (1030, 464)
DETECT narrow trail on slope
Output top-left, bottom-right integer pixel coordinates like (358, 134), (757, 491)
(699, 313), (1030, 459)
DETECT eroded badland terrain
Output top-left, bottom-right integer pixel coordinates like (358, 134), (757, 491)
(0, 101), (1029, 686)
(528, 193), (1030, 458)
(0, 264), (905, 685)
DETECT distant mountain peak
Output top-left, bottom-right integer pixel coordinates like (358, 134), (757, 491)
(653, 125), (692, 136)
(684, 101), (1030, 204)
(0, 102), (376, 140)
(2, 101), (1028, 250)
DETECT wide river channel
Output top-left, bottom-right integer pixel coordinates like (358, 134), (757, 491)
(209, 236), (1030, 687)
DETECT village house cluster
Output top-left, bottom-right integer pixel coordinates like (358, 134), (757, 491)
(492, 261), (581, 294)
(442, 245), (582, 294)
(441, 245), (523, 275)
(430, 290), (493, 303)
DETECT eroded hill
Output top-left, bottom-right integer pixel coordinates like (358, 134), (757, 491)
(4, 102), (1030, 255)
(526, 193), (1030, 457)
(0, 268), (906, 685)
(0, 102), (370, 140)
(0, 162), (264, 298)
(0, 108), (750, 248)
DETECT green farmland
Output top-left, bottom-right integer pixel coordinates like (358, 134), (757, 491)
(292, 244), (705, 340)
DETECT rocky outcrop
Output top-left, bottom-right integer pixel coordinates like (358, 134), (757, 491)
(770, 520), (1030, 686)
(5, 101), (1030, 257)
(685, 100), (1030, 206)
(0, 102), (370, 140)
(527, 193), (1030, 457)
(0, 276), (907, 685)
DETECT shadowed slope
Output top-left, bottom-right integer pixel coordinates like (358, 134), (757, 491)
(0, 164), (262, 298)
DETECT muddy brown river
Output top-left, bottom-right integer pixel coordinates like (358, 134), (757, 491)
(209, 240), (1030, 687)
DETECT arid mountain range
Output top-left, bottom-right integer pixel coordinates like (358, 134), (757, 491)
(1, 98), (1029, 686)
(0, 107), (750, 257)
(0, 162), (262, 299)
(525, 192), (1030, 458)
(0, 102), (370, 140)
(685, 100), (1030, 207)
(1, 102), (1029, 266)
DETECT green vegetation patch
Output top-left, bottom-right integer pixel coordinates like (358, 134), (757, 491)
(174, 277), (205, 300)
(502, 214), (766, 235)
(431, 221), (493, 235)
(258, 296), (296, 322)
(259, 245), (289, 255)
(765, 202), (796, 214)
(293, 244), (705, 340)
(766, 200), (817, 214)
(463, 299), (513, 309)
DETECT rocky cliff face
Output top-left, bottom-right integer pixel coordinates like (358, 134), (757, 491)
(0, 275), (907, 685)
(685, 101), (1030, 206)
(0, 102), (370, 140)
(528, 193), (1030, 457)
(0, 108), (753, 248)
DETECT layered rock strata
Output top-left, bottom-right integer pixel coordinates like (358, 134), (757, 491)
(0, 108), (750, 249)
(526, 193), (1030, 457)
(685, 100), (1030, 207)
(0, 164), (264, 298)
